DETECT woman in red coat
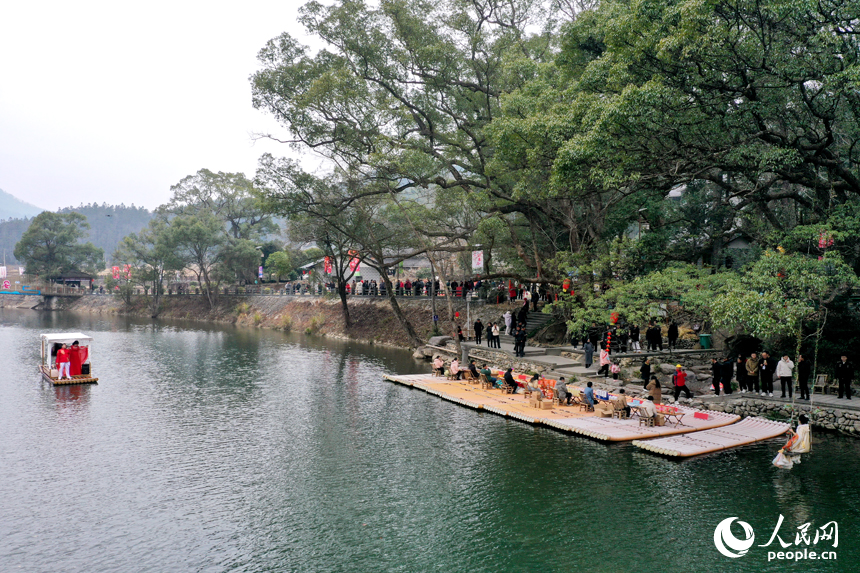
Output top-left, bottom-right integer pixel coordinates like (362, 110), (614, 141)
(68, 340), (88, 376)
(56, 344), (71, 380)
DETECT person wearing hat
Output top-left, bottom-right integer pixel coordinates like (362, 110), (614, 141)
(672, 364), (693, 402)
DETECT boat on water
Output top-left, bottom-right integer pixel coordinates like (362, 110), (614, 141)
(40, 332), (98, 385)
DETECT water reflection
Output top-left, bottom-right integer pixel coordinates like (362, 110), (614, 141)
(1, 308), (859, 573)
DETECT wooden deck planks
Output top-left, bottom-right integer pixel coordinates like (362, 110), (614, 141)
(384, 374), (740, 442)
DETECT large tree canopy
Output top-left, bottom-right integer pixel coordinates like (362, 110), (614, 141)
(14, 212), (104, 279)
(251, 0), (582, 277)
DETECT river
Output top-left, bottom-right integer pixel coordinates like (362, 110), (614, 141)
(0, 309), (856, 572)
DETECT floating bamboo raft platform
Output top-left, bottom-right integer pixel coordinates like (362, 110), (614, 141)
(40, 366), (98, 386)
(632, 417), (790, 457)
(383, 374), (740, 443)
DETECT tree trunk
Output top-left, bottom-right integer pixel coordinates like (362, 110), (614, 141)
(200, 265), (217, 310)
(379, 271), (422, 348)
(337, 278), (351, 328)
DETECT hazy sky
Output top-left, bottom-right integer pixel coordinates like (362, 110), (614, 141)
(0, 1), (321, 211)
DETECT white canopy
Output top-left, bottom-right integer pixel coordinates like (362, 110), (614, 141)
(40, 333), (93, 345)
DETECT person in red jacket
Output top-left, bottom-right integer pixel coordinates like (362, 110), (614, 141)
(68, 340), (88, 376)
(56, 343), (71, 380)
(672, 364), (693, 402)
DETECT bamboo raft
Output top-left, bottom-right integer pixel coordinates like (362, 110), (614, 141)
(40, 365), (99, 385)
(632, 417), (790, 457)
(383, 374), (741, 443)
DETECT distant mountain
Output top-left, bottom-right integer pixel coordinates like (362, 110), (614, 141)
(0, 203), (154, 265)
(0, 188), (44, 220)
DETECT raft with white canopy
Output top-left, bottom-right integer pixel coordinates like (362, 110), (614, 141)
(39, 332), (98, 385)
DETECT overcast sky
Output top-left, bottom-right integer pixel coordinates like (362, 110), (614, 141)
(0, 1), (322, 211)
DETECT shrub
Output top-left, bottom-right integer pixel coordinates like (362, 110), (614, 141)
(279, 315), (292, 331)
(235, 302), (250, 315)
(253, 312), (263, 325)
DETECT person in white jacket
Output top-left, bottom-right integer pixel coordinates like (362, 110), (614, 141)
(777, 355), (795, 398)
(503, 310), (512, 335)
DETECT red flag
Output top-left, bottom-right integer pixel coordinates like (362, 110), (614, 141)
(324, 257), (332, 274)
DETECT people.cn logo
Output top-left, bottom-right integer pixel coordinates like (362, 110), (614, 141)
(714, 517), (756, 558)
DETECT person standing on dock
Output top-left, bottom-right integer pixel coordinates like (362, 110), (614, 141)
(711, 358), (722, 395)
(56, 343), (71, 380)
(736, 356), (747, 392)
(474, 319), (484, 345)
(797, 355), (811, 400)
(629, 324), (641, 352)
(667, 321), (679, 351)
(645, 322), (662, 351)
(640, 358), (651, 388)
(491, 322), (501, 348)
(646, 375), (662, 404)
(759, 351), (775, 397)
(777, 355), (795, 398)
(835, 355), (854, 399)
(721, 357), (734, 395)
(597, 347), (611, 377)
(584, 340), (595, 369)
(744, 353), (760, 394)
(672, 364), (693, 402)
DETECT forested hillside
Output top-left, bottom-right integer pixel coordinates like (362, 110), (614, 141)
(0, 188), (43, 220)
(0, 203), (152, 263)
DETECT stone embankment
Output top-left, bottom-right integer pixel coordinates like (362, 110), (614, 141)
(3, 292), (522, 350)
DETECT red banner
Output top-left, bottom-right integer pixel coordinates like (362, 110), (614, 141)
(324, 257), (332, 274)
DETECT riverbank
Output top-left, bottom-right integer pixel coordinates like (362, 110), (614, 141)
(26, 293), (521, 350)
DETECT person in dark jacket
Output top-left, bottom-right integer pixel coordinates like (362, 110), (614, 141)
(503, 368), (518, 392)
(584, 340), (595, 369)
(711, 358), (722, 395)
(759, 351), (775, 397)
(667, 321), (679, 351)
(629, 324), (641, 352)
(646, 322), (662, 351)
(797, 354), (811, 400)
(721, 358), (734, 395)
(736, 356), (747, 392)
(835, 355), (854, 399)
(473, 319), (484, 345)
(640, 358), (652, 388)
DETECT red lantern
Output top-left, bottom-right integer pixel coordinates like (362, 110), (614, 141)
(455, 311), (460, 319)
(562, 278), (571, 293)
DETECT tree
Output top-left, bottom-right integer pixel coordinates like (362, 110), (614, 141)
(711, 251), (859, 360)
(170, 212), (225, 309)
(265, 251), (294, 282)
(115, 216), (184, 317)
(14, 211), (104, 279)
(251, 0), (573, 279)
(514, 0), (860, 227)
(166, 169), (276, 241)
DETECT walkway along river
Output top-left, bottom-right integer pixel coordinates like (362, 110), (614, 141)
(0, 308), (857, 572)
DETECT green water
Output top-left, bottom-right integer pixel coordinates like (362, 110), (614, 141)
(0, 309), (856, 572)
